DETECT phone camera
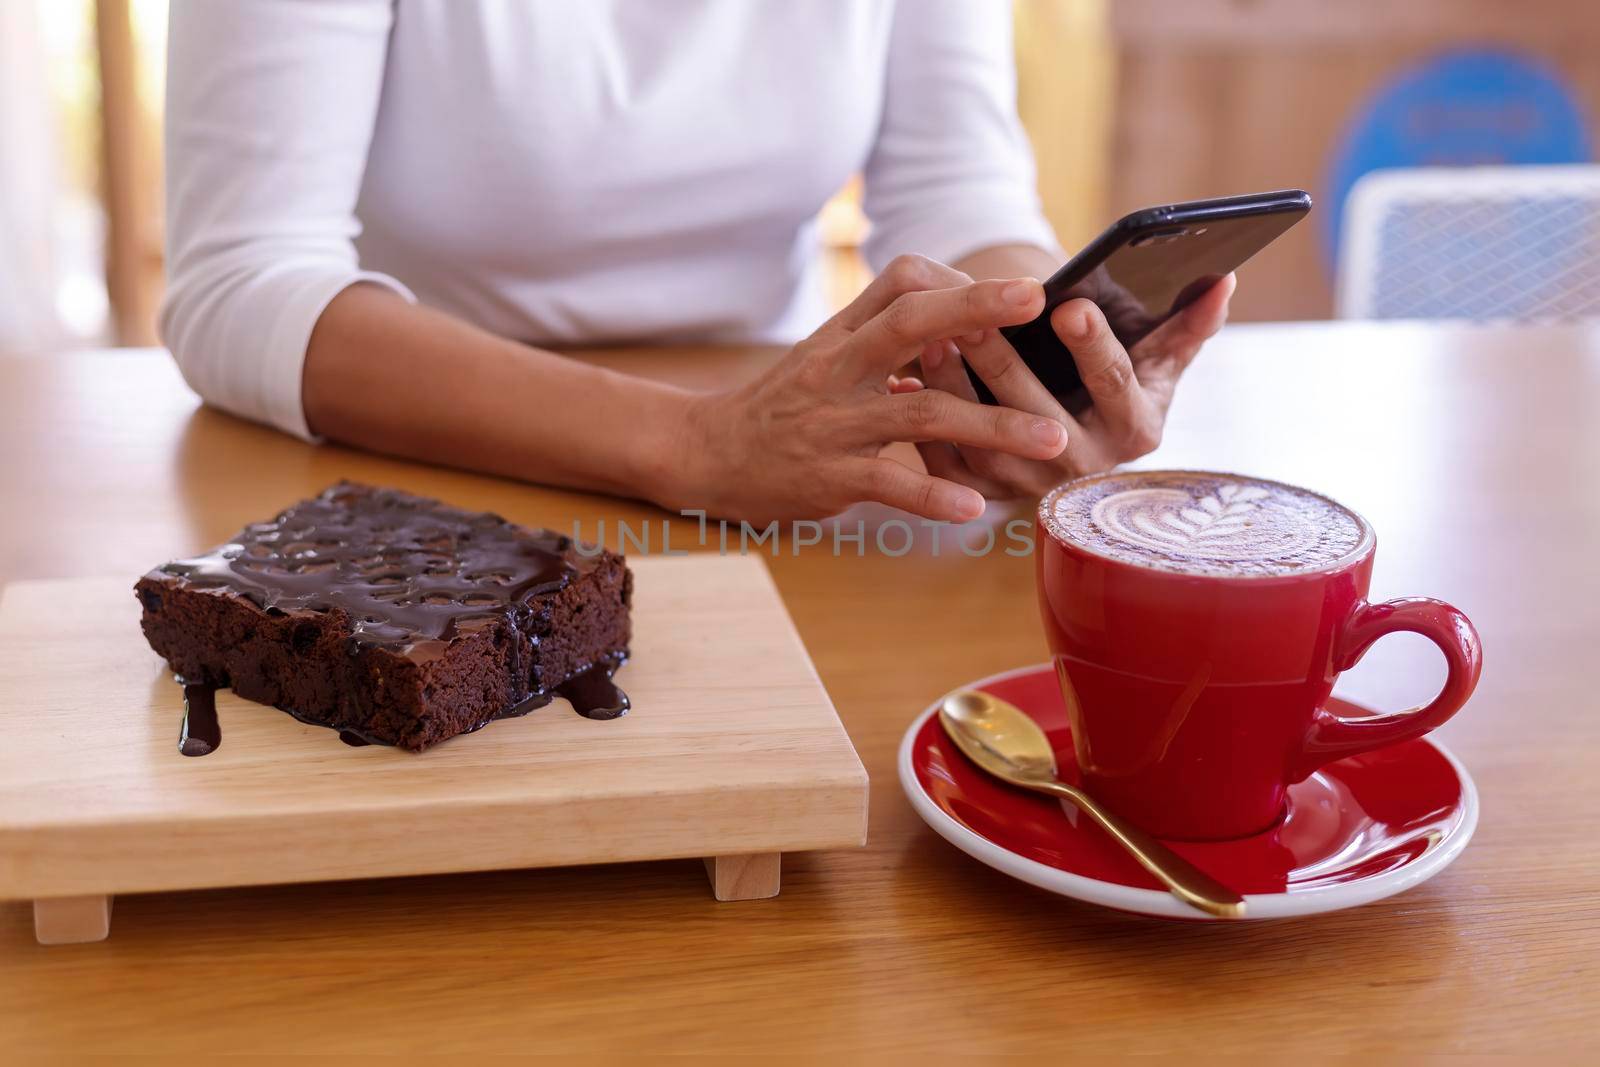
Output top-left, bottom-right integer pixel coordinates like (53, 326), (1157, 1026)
(1131, 227), (1190, 247)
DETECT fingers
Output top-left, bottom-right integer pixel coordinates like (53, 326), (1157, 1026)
(914, 441), (1013, 500)
(919, 336), (1079, 496)
(848, 278), (1045, 376)
(958, 328), (1074, 423)
(863, 365), (1019, 508)
(1181, 270), (1236, 335)
(1050, 298), (1159, 447)
(878, 387), (1067, 459)
(827, 254), (970, 332)
(1131, 272), (1235, 367)
(845, 457), (987, 522)
(919, 339), (976, 400)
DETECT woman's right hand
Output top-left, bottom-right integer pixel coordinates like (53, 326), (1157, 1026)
(666, 255), (1069, 524)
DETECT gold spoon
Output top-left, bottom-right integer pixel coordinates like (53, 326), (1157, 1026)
(939, 689), (1246, 919)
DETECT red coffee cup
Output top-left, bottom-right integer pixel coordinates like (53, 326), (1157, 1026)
(1037, 470), (1482, 841)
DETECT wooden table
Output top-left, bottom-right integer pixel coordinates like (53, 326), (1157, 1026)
(1, 321), (1596, 1053)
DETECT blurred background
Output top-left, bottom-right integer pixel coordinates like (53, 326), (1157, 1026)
(3, 0), (1598, 354)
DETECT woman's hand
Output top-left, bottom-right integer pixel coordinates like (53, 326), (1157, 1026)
(905, 271), (1236, 498)
(667, 255), (1070, 524)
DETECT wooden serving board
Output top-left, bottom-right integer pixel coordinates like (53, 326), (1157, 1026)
(0, 555), (868, 944)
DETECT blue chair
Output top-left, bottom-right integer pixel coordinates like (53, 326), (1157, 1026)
(1326, 49), (1592, 319)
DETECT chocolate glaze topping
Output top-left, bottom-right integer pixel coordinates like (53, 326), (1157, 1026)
(156, 482), (577, 663)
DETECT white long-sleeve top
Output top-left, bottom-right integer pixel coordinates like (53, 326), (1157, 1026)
(162, 0), (1058, 440)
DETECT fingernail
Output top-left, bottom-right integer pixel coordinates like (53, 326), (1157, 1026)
(953, 489), (986, 520)
(1002, 279), (1038, 306)
(1032, 419), (1067, 449)
(961, 331), (985, 346)
(923, 343), (945, 372)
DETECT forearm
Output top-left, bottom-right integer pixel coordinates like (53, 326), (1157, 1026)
(954, 243), (1060, 284)
(303, 284), (693, 504)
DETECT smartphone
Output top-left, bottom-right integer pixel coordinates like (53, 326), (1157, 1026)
(972, 189), (1312, 409)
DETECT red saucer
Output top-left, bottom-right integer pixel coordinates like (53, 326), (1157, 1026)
(899, 663), (1477, 920)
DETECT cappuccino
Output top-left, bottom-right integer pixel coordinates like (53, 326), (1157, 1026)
(1042, 470), (1368, 577)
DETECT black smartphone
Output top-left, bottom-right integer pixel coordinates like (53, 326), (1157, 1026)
(973, 189), (1312, 409)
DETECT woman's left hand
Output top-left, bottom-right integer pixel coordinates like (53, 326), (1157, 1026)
(902, 272), (1235, 499)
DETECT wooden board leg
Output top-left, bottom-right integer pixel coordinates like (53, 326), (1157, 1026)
(33, 895), (113, 945)
(703, 853), (781, 901)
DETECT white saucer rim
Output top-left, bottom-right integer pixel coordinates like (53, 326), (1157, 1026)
(897, 662), (1479, 921)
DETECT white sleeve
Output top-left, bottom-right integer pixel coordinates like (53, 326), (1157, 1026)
(860, 0), (1061, 272)
(160, 0), (415, 441)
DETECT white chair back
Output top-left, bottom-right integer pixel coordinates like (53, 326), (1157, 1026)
(1337, 165), (1600, 322)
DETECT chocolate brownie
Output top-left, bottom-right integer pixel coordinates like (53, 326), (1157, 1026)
(135, 483), (632, 750)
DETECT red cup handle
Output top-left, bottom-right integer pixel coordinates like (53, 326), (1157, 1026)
(1292, 597), (1483, 781)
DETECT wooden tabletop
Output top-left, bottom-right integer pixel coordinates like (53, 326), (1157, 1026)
(1, 321), (1597, 1054)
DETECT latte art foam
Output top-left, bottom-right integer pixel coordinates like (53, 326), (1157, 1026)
(1043, 471), (1367, 576)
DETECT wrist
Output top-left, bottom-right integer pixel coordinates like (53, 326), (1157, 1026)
(953, 243), (1061, 283)
(629, 386), (721, 515)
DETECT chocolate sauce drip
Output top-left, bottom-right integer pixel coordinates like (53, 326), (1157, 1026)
(486, 691), (556, 726)
(179, 683), (221, 757)
(338, 731), (371, 747)
(448, 656), (629, 736)
(556, 660), (631, 720)
(154, 482), (578, 661)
